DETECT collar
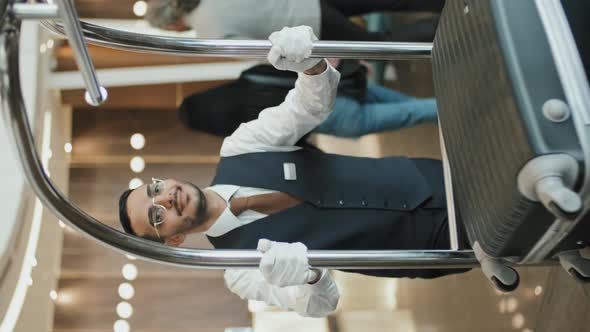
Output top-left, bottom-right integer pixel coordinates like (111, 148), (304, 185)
(203, 185), (242, 237)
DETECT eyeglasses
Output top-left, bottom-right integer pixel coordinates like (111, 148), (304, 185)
(147, 178), (166, 239)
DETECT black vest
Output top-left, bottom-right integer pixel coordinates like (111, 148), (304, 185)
(207, 149), (465, 278)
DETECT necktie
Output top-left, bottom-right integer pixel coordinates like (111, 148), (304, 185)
(230, 192), (303, 216)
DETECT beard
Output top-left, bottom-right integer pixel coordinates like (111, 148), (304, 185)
(181, 181), (208, 231)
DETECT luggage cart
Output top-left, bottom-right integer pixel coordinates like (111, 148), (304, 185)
(3, 0), (584, 293)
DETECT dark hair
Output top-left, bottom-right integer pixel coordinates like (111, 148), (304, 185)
(118, 189), (167, 244)
(119, 189), (136, 236)
(195, 184), (208, 227)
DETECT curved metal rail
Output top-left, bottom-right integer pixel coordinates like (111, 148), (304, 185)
(54, 0), (105, 106)
(0, 17), (483, 270)
(40, 20), (432, 60)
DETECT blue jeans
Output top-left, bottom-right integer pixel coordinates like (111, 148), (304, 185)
(315, 83), (438, 137)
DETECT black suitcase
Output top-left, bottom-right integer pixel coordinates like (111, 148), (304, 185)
(432, 0), (590, 288)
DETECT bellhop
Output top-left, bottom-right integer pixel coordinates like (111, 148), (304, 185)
(117, 26), (470, 317)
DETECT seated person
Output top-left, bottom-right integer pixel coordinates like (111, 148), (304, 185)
(146, 0), (444, 41)
(178, 59), (437, 139)
(118, 26), (469, 318)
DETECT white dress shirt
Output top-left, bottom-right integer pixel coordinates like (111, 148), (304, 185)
(205, 64), (341, 317)
(184, 0), (321, 39)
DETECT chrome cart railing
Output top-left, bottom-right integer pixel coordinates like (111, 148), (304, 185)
(4, 0), (544, 272)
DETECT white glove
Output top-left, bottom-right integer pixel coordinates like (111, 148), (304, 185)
(267, 26), (322, 72)
(258, 239), (319, 287)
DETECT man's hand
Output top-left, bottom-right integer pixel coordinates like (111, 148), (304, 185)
(258, 239), (320, 287)
(267, 26), (323, 73)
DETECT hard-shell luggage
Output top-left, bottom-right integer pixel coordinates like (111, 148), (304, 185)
(433, 0), (590, 289)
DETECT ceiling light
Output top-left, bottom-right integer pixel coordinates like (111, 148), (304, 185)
(534, 286), (543, 296)
(116, 302), (133, 319)
(49, 290), (58, 300)
(130, 133), (146, 150)
(128, 178), (143, 190)
(118, 283), (135, 300)
(133, 1), (148, 17)
(57, 291), (73, 304)
(122, 264), (138, 281)
(113, 319), (130, 332)
(64, 143), (72, 153)
(129, 156), (145, 173)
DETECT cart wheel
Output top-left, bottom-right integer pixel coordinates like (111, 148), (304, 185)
(473, 242), (520, 293)
(559, 250), (590, 283)
(490, 267), (520, 292)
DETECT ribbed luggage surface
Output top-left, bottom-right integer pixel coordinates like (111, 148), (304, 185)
(432, 0), (585, 257)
